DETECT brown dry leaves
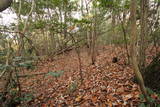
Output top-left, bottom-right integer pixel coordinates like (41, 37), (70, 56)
(20, 46), (142, 106)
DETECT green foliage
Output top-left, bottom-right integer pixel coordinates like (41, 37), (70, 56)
(0, 51), (6, 56)
(139, 103), (145, 107)
(17, 21), (25, 31)
(139, 94), (145, 101)
(33, 20), (47, 29)
(96, 0), (114, 8)
(13, 56), (23, 62)
(68, 81), (77, 93)
(124, 0), (130, 9)
(10, 93), (34, 105)
(12, 0), (33, 15)
(139, 88), (160, 106)
(154, 0), (160, 3)
(0, 65), (11, 71)
(0, 46), (36, 104)
(13, 56), (36, 70)
(51, 0), (63, 7)
(46, 70), (65, 78)
(9, 88), (19, 96)
(20, 93), (34, 102)
(150, 27), (160, 44)
(146, 88), (155, 95)
(0, 93), (5, 102)
(0, 64), (4, 70)
(71, 18), (91, 24)
(18, 60), (34, 69)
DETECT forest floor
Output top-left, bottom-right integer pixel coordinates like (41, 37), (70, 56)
(19, 45), (158, 107)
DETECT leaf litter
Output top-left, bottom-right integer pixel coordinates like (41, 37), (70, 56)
(19, 46), (148, 106)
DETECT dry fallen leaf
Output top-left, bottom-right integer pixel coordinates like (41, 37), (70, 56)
(123, 94), (133, 101)
(92, 96), (98, 103)
(117, 86), (124, 93)
(19, 46), (142, 106)
(75, 95), (83, 102)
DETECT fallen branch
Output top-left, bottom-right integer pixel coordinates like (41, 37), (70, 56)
(52, 38), (84, 56)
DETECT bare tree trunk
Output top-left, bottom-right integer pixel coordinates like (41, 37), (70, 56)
(63, 0), (68, 39)
(70, 34), (83, 84)
(16, 0), (23, 56)
(83, 0), (92, 55)
(130, 0), (149, 103)
(17, 0), (35, 56)
(91, 8), (97, 65)
(139, 0), (149, 73)
(118, 13), (130, 64)
(111, 12), (116, 45)
(50, 32), (56, 54)
(91, 24), (96, 64)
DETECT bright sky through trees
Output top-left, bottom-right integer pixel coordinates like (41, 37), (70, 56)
(0, 9), (17, 25)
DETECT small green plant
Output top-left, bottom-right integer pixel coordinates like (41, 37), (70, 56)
(46, 70), (65, 78)
(13, 56), (35, 70)
(68, 82), (77, 93)
(139, 88), (160, 107)
(0, 47), (36, 106)
(20, 93), (34, 102)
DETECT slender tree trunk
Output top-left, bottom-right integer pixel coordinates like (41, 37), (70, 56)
(130, 0), (149, 103)
(91, 8), (97, 65)
(50, 32), (56, 54)
(139, 0), (149, 73)
(91, 24), (96, 64)
(16, 0), (23, 56)
(63, 0), (68, 39)
(58, 7), (64, 51)
(111, 12), (116, 45)
(86, 28), (92, 56)
(118, 14), (130, 64)
(69, 34), (83, 84)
